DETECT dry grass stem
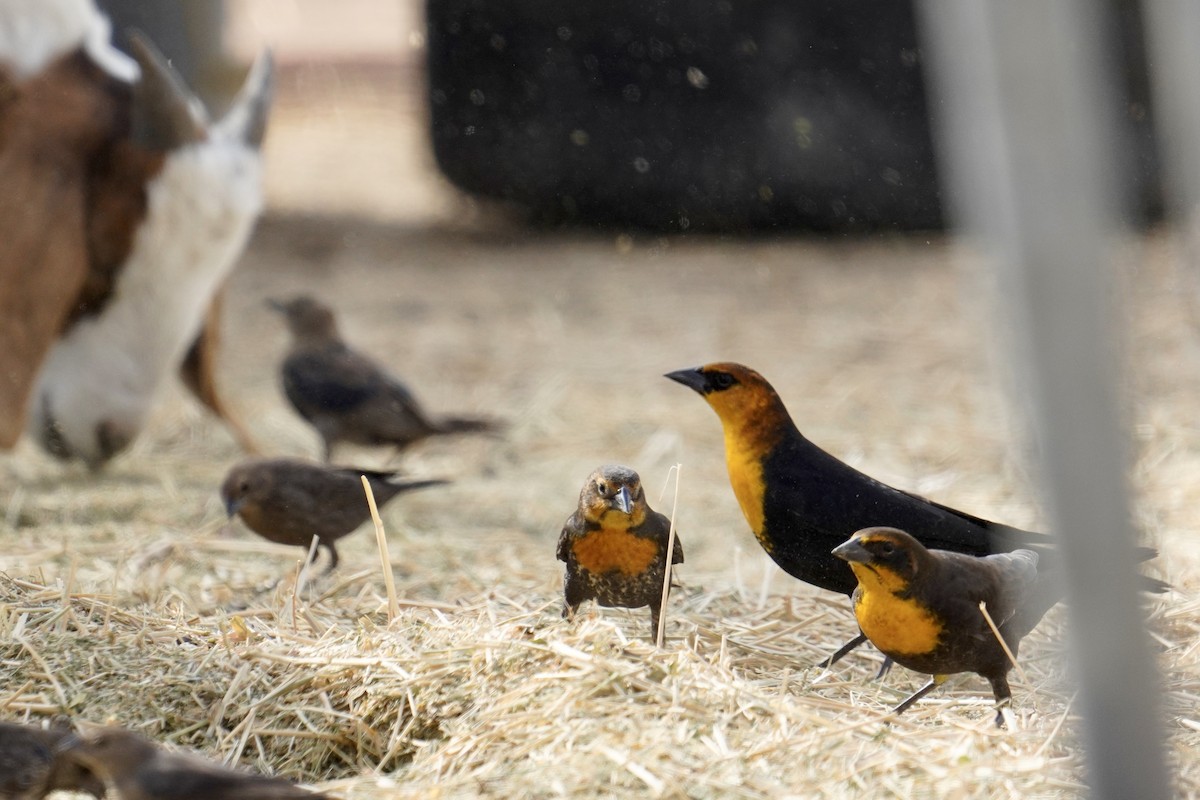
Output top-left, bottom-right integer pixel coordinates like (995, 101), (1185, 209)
(979, 600), (1030, 685)
(655, 463), (682, 649)
(361, 475), (400, 622)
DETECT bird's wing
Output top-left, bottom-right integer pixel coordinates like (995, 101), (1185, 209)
(557, 514), (584, 563)
(974, 549), (1041, 627)
(281, 345), (383, 415)
(790, 439), (1051, 555)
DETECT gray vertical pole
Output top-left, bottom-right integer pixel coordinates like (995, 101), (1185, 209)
(915, 3), (1169, 799)
(1142, 1), (1200, 230)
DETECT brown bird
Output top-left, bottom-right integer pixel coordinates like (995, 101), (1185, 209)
(56, 725), (333, 799)
(221, 457), (447, 572)
(833, 527), (1042, 726)
(557, 465), (684, 638)
(270, 295), (500, 461)
(0, 720), (104, 799)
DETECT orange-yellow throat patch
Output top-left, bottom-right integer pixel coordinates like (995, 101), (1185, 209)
(849, 563), (943, 657)
(573, 528), (659, 576)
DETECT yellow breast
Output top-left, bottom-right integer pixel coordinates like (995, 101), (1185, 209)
(849, 565), (943, 656)
(572, 528), (660, 576)
(724, 430), (768, 549)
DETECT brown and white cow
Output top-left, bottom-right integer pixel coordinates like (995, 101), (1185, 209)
(0, 0), (270, 468)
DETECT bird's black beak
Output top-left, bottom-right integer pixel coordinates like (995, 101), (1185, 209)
(613, 486), (633, 515)
(664, 367), (708, 394)
(832, 539), (872, 564)
(266, 297), (287, 313)
(224, 497), (242, 518)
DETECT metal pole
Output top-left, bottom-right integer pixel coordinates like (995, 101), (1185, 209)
(915, 3), (1170, 798)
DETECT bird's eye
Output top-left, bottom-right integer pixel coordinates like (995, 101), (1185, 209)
(710, 372), (735, 390)
(877, 542), (896, 557)
(596, 481), (607, 494)
(240, 481), (250, 493)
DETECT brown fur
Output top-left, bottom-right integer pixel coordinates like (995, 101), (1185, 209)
(0, 49), (162, 446)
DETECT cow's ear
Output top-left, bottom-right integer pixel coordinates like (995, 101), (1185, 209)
(127, 29), (205, 150)
(213, 47), (273, 148)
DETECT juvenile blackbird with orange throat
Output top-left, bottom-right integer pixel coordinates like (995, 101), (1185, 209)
(271, 296), (500, 461)
(557, 465), (684, 638)
(833, 527), (1043, 726)
(0, 720), (104, 799)
(666, 362), (1165, 666)
(56, 725), (333, 799)
(221, 457), (447, 572)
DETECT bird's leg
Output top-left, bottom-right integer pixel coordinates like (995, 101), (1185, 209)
(893, 675), (946, 715)
(817, 632), (868, 669)
(989, 674), (1013, 728)
(875, 657), (894, 680)
(562, 602), (577, 621)
(320, 542), (339, 574)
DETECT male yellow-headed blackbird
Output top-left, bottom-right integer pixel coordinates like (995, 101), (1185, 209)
(665, 362), (1164, 665)
(271, 295), (500, 461)
(56, 726), (334, 799)
(221, 457), (447, 572)
(833, 526), (1042, 725)
(0, 720), (104, 799)
(557, 465), (684, 638)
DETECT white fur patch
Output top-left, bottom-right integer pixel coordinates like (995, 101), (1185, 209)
(0, 0), (135, 81)
(28, 136), (263, 465)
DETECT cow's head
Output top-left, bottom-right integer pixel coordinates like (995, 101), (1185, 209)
(0, 1), (272, 468)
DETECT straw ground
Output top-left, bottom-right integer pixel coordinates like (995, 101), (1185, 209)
(1, 218), (1197, 797)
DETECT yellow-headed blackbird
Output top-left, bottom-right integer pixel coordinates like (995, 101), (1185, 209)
(221, 457), (447, 572)
(665, 362), (1164, 664)
(557, 465), (684, 638)
(0, 720), (103, 799)
(833, 526), (1042, 725)
(57, 726), (333, 799)
(270, 296), (500, 461)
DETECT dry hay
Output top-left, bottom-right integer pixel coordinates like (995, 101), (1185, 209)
(1, 218), (1198, 798)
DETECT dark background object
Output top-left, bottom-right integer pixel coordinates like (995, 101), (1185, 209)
(425, 0), (1161, 231)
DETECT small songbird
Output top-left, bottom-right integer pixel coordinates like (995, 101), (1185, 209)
(270, 295), (500, 461)
(0, 720), (104, 799)
(833, 527), (1042, 726)
(557, 465), (684, 638)
(664, 362), (1165, 668)
(56, 725), (333, 799)
(220, 457), (447, 572)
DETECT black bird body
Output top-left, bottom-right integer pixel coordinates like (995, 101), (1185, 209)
(557, 465), (684, 637)
(272, 296), (498, 460)
(757, 430), (1046, 596)
(834, 527), (1042, 724)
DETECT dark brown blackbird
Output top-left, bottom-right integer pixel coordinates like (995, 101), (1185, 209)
(0, 720), (104, 799)
(56, 726), (334, 799)
(833, 527), (1042, 726)
(221, 457), (447, 572)
(270, 295), (500, 461)
(557, 465), (684, 638)
(665, 362), (1165, 666)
